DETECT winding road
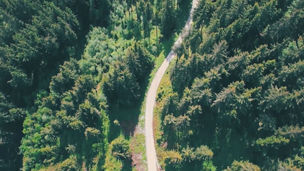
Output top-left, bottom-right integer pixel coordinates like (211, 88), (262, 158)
(144, 0), (199, 170)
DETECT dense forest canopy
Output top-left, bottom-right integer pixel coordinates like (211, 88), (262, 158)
(0, 0), (303, 170)
(157, 0), (304, 170)
(0, 0), (188, 170)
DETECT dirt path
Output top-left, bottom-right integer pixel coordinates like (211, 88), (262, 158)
(144, 1), (199, 170)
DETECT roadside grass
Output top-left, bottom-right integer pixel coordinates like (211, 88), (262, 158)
(130, 134), (146, 156)
(154, 63), (174, 142)
(128, 49), (166, 171)
(153, 59), (176, 168)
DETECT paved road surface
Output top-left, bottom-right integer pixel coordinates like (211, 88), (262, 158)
(144, 0), (199, 170)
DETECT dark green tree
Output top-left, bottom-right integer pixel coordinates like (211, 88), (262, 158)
(161, 0), (176, 40)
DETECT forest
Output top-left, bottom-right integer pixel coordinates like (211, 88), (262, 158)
(0, 0), (303, 170)
(0, 0), (190, 170)
(155, 0), (304, 170)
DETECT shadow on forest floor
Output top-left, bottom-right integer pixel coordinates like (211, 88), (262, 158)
(107, 76), (149, 141)
(108, 103), (142, 141)
(122, 159), (133, 171)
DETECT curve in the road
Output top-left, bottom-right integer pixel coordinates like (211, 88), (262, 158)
(144, 0), (199, 170)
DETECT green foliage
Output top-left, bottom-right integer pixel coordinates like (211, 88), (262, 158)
(57, 155), (79, 171)
(50, 59), (80, 95)
(0, 0), (80, 108)
(1, 0), (171, 170)
(171, 53), (200, 94)
(256, 135), (290, 147)
(103, 41), (153, 107)
(225, 161), (261, 171)
(11, 2), (78, 72)
(165, 145), (215, 171)
(103, 61), (141, 106)
(7, 0), (304, 170)
(159, 0), (304, 170)
(126, 42), (154, 83)
(202, 161), (217, 171)
(110, 137), (130, 160)
(82, 27), (117, 68)
(182, 145), (214, 162)
(17, 0), (168, 169)
(0, 92), (25, 170)
(21, 69), (109, 170)
(161, 0), (176, 40)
